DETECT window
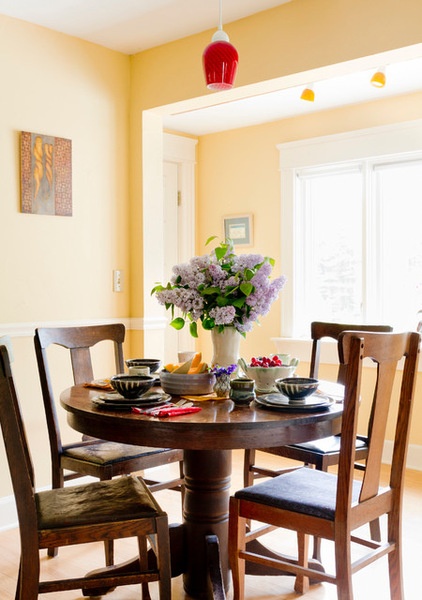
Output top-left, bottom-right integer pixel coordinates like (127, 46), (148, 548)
(278, 122), (422, 338)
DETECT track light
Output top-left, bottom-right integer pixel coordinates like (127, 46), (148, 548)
(300, 84), (315, 102)
(370, 67), (386, 88)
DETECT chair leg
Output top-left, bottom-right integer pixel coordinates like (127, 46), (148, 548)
(104, 539), (114, 566)
(16, 555), (40, 600)
(334, 533), (353, 600)
(387, 512), (404, 600)
(228, 497), (246, 600)
(311, 535), (322, 562)
(243, 449), (256, 487)
(138, 536), (151, 600)
(370, 517), (381, 542)
(155, 515), (172, 600)
(294, 532), (310, 594)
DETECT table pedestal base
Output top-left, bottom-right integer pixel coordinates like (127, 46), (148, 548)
(182, 449), (232, 598)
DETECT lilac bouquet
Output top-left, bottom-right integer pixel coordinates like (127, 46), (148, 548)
(152, 237), (286, 338)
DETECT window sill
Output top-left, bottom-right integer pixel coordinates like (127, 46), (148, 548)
(271, 337), (422, 372)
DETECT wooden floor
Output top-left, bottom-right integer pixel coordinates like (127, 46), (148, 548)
(1, 450), (421, 599)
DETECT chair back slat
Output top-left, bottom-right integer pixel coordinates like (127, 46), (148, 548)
(69, 347), (95, 383)
(337, 331), (420, 508)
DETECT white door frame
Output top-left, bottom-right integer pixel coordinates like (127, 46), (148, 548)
(142, 122), (196, 359)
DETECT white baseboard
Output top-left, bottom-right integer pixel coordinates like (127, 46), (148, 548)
(0, 495), (17, 531)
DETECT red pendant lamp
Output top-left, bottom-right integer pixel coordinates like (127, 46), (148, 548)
(203, 0), (238, 91)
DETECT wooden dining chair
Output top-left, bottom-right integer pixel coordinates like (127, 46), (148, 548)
(229, 330), (420, 600)
(0, 344), (172, 600)
(244, 322), (393, 487)
(34, 324), (184, 564)
(243, 321), (392, 561)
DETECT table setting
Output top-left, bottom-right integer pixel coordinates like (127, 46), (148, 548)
(83, 358), (205, 417)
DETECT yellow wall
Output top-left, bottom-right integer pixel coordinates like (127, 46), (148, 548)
(1, 0), (422, 503)
(130, 0), (422, 450)
(130, 0), (422, 334)
(196, 91), (422, 363)
(0, 15), (132, 497)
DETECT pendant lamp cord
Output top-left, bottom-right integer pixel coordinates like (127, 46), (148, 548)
(218, 0), (223, 31)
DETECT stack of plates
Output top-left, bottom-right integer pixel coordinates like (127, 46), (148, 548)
(255, 389), (334, 412)
(92, 390), (171, 410)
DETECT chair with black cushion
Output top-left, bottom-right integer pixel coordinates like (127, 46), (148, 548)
(229, 330), (420, 600)
(34, 324), (184, 564)
(0, 344), (172, 600)
(243, 322), (392, 560)
(244, 322), (393, 486)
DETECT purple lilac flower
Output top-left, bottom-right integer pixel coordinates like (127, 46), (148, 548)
(209, 306), (236, 325)
(233, 254), (264, 271)
(212, 363), (237, 376)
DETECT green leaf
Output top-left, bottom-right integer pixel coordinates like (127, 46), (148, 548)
(240, 282), (254, 296)
(189, 321), (198, 338)
(201, 286), (221, 295)
(215, 245), (227, 261)
(151, 284), (165, 295)
(170, 317), (185, 330)
(202, 318), (215, 330)
(232, 297), (246, 308)
(205, 235), (218, 246)
(216, 296), (229, 306)
(244, 268), (255, 281)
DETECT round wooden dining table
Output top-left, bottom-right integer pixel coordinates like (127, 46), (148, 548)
(60, 385), (342, 599)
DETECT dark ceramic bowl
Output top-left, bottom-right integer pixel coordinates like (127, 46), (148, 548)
(125, 358), (162, 374)
(110, 374), (155, 399)
(275, 377), (319, 400)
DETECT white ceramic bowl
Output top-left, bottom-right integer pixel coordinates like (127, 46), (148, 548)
(238, 357), (299, 393)
(159, 371), (216, 396)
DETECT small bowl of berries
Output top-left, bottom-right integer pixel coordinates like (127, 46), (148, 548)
(238, 355), (299, 393)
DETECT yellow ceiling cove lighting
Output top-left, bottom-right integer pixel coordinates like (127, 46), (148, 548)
(300, 85), (315, 102)
(371, 67), (386, 88)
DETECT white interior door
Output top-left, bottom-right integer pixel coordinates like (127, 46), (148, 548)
(163, 161), (179, 362)
(163, 161), (194, 362)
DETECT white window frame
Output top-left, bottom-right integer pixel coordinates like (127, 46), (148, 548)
(277, 120), (422, 340)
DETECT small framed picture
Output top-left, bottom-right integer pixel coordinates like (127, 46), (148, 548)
(223, 214), (253, 246)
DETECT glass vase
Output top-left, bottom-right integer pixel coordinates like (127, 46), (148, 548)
(211, 327), (241, 368)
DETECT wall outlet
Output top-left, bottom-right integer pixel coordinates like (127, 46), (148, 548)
(113, 270), (123, 292)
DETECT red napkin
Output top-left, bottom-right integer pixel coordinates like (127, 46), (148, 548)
(132, 406), (201, 417)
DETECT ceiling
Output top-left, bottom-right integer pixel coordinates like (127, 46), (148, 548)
(0, 0), (291, 55)
(1, 1), (421, 135)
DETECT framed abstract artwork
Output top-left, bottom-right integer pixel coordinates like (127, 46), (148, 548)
(223, 214), (253, 246)
(20, 131), (72, 216)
